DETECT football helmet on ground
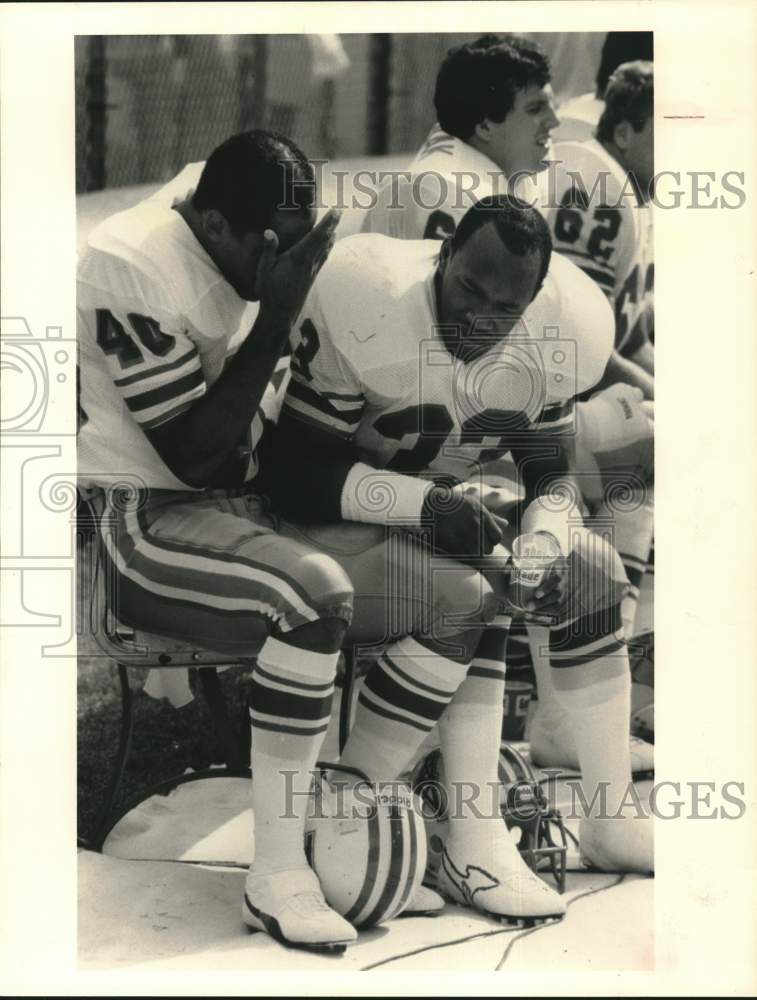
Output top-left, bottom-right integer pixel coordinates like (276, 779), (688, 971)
(304, 764), (428, 928)
(410, 744), (568, 892)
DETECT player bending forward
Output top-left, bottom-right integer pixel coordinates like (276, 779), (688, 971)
(265, 196), (653, 925)
(78, 130), (365, 951)
(361, 33), (654, 774)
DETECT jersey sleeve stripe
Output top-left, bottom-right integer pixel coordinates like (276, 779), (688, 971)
(289, 364), (365, 411)
(113, 346), (199, 387)
(537, 402), (575, 432)
(318, 389), (365, 403)
(280, 397), (360, 438)
(289, 363), (363, 403)
(286, 377), (364, 424)
(124, 368), (205, 415)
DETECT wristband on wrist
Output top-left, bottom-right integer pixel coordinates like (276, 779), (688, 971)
(340, 462), (433, 526)
(577, 386), (651, 454)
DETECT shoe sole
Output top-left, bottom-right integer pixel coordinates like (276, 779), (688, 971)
(243, 894), (353, 955)
(436, 886), (565, 926)
(490, 913), (564, 927)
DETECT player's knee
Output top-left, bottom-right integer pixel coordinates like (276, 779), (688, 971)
(573, 528), (629, 611)
(296, 550), (355, 623)
(595, 535), (627, 588)
(436, 565), (499, 631)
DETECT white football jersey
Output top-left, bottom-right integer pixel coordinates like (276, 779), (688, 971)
(77, 164), (272, 490)
(545, 139), (654, 356)
(283, 234), (613, 482)
(361, 126), (542, 241)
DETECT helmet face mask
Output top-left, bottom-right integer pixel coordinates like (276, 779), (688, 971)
(499, 745), (568, 892)
(410, 745), (568, 893)
(512, 796), (569, 893)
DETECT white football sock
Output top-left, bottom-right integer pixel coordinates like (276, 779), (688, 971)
(553, 669), (632, 819)
(527, 624), (564, 723)
(439, 629), (518, 860)
(249, 638), (339, 874)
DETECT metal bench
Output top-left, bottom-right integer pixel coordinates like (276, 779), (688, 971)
(77, 491), (359, 851)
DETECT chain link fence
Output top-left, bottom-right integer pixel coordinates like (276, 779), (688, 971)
(75, 33), (606, 193)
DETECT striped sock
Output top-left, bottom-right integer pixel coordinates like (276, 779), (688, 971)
(249, 636), (338, 873)
(338, 635), (469, 782)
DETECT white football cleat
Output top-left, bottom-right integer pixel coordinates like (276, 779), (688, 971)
(529, 706), (654, 778)
(579, 816), (654, 874)
(436, 846), (566, 925)
(398, 884), (445, 917)
(243, 866), (357, 953)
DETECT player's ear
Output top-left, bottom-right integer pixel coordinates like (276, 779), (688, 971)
(472, 119), (492, 144)
(202, 208), (231, 243)
(612, 120), (633, 152)
(438, 237), (452, 272)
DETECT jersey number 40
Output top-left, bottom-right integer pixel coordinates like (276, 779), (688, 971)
(96, 309), (176, 369)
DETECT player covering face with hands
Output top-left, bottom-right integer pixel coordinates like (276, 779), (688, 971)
(77, 131), (370, 952)
(264, 196), (652, 928)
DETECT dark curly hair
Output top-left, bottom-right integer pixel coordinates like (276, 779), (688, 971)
(452, 194), (553, 300)
(434, 34), (551, 142)
(192, 129), (314, 237)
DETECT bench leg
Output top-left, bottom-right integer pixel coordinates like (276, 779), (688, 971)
(198, 667), (247, 770)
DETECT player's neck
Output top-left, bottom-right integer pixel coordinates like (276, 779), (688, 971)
(466, 134), (506, 175)
(173, 198), (222, 267)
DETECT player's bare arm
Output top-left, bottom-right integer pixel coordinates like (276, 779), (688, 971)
(595, 348), (654, 400)
(145, 210), (340, 489)
(267, 407), (506, 557)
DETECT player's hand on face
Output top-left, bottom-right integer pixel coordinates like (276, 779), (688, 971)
(256, 209), (341, 325)
(423, 484), (508, 557)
